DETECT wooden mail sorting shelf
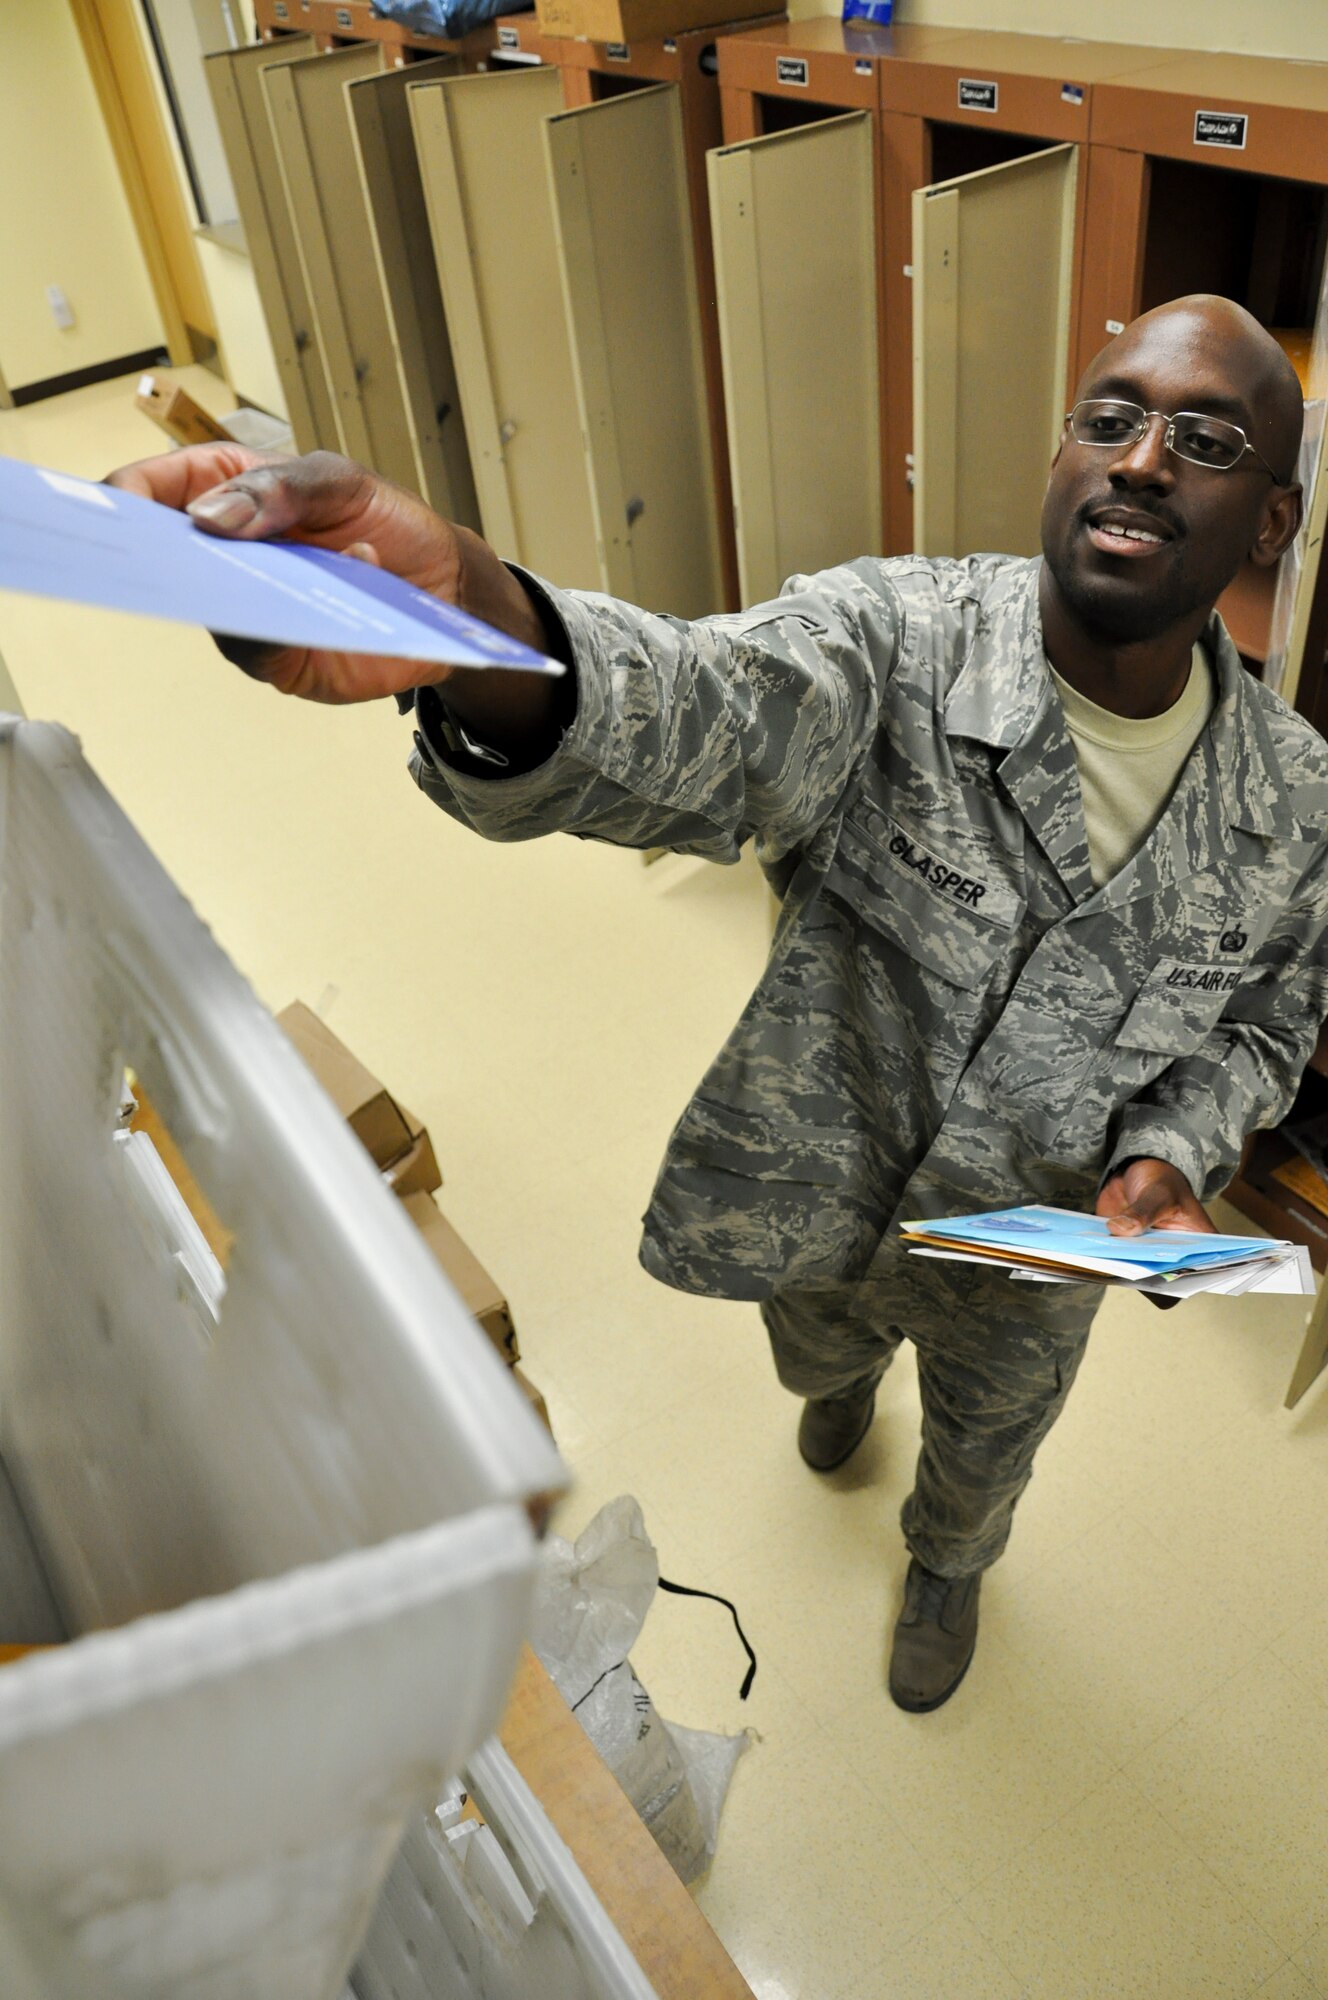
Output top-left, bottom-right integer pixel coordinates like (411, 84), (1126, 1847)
(715, 19), (962, 566)
(874, 31), (1181, 556)
(206, 35), (341, 453)
(1083, 49), (1328, 689)
(712, 23), (1151, 564)
(254, 0), (314, 37)
(255, 0), (503, 64)
(549, 16), (786, 610)
(411, 63), (727, 612)
(1081, 49), (1328, 1265)
(209, 37), (482, 516)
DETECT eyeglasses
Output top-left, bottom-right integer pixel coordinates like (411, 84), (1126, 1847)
(1065, 400), (1287, 481)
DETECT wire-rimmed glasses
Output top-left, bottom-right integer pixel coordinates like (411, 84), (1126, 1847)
(1065, 399), (1287, 481)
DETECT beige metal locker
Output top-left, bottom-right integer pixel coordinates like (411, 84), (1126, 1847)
(913, 145), (1078, 560)
(708, 113), (880, 609)
(543, 87), (724, 619)
(409, 69), (599, 586)
(345, 63), (480, 526)
(261, 45), (402, 475)
(204, 40), (338, 455)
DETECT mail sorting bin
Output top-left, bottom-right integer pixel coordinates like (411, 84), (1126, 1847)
(0, 717), (566, 2000)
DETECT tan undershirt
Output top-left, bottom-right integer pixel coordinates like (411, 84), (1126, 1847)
(1049, 644), (1215, 889)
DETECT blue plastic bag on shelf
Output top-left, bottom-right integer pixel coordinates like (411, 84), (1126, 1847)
(372, 0), (532, 38)
(842, 0), (893, 21)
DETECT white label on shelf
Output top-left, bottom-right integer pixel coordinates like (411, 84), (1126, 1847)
(1061, 81), (1085, 105)
(854, 58), (872, 74)
(776, 56), (809, 87)
(273, 0), (288, 16)
(498, 24), (519, 45)
(958, 77), (998, 113)
(1194, 109), (1247, 149)
(605, 40), (630, 58)
(335, 5), (353, 26)
(1105, 318), (1125, 335)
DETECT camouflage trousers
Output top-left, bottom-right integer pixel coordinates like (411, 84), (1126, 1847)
(761, 1238), (1103, 1578)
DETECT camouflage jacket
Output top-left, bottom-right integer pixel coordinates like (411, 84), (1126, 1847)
(409, 555), (1328, 1303)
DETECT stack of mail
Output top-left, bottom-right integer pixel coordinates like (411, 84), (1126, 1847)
(901, 1206), (1314, 1297)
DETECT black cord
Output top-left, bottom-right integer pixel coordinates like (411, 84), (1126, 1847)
(658, 1577), (757, 1700)
(567, 1579), (758, 1713)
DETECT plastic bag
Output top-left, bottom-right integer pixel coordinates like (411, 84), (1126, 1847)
(371, 0), (532, 41)
(530, 1496), (752, 1884)
(841, 0), (893, 23)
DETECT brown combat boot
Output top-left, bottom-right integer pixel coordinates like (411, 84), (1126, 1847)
(797, 1384), (876, 1472)
(888, 1559), (981, 1712)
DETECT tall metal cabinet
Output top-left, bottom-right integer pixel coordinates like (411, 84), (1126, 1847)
(411, 69), (725, 614)
(205, 38), (339, 454)
(344, 63), (480, 521)
(707, 113), (880, 606)
(1083, 50), (1328, 700)
(409, 69), (597, 588)
(912, 145), (1079, 559)
(715, 20), (968, 564)
(875, 33), (1171, 554)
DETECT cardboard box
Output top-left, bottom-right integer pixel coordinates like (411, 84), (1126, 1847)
(511, 1366), (552, 1438)
(534, 0), (770, 45)
(134, 374), (231, 449)
(277, 1001), (441, 1195)
(401, 1191), (519, 1366)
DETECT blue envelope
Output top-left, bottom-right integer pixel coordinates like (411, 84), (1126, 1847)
(0, 455), (563, 675)
(903, 1205), (1270, 1272)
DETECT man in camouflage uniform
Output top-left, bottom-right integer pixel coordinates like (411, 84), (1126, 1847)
(111, 295), (1324, 1712)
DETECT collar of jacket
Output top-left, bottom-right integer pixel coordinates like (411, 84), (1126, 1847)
(940, 557), (1300, 907)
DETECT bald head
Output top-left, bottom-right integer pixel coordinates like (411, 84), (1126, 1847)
(1079, 295), (1303, 485)
(1042, 292), (1306, 649)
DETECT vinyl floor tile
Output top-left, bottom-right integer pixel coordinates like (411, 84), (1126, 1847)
(821, 1627), (1115, 1899)
(692, 1731), (953, 2000)
(1295, 1923), (1328, 1994)
(1261, 1965), (1325, 2000)
(1131, 1405), (1328, 1638)
(983, 1505), (1265, 1764)
(1124, 1650), (1328, 1953)
(850, 1906), (1026, 2000)
(962, 1770), (1284, 2000)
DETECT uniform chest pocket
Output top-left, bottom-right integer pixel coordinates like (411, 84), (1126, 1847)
(1116, 957), (1245, 1058)
(826, 810), (1021, 990)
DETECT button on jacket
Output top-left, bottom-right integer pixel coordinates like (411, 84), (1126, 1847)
(409, 554), (1328, 1305)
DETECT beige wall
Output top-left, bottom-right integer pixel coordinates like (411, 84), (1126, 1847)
(0, 3), (163, 391)
(791, 0), (1328, 60)
(197, 236), (289, 420)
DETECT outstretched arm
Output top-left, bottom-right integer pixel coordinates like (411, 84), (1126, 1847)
(107, 445), (899, 863)
(105, 446), (567, 762)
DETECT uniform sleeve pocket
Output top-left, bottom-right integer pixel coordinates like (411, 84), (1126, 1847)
(1115, 958), (1243, 1058)
(674, 1100), (853, 1187)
